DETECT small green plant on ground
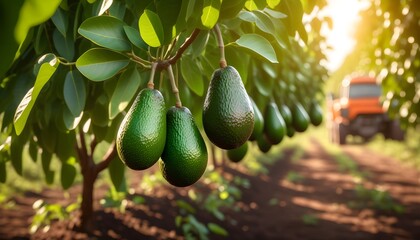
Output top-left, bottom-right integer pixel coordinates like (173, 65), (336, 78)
(367, 129), (420, 170)
(285, 171), (305, 183)
(302, 214), (319, 225)
(30, 199), (80, 234)
(348, 184), (405, 213)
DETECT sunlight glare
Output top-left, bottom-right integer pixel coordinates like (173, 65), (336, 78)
(321, 0), (370, 71)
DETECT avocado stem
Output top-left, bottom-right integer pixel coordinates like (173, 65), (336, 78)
(147, 62), (158, 89)
(213, 24), (227, 68)
(166, 64), (182, 108)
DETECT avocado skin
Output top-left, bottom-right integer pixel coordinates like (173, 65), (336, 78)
(292, 102), (310, 132)
(257, 135), (272, 153)
(248, 98), (264, 141)
(264, 102), (286, 145)
(116, 88), (166, 170)
(203, 66), (254, 149)
(160, 106), (208, 187)
(279, 104), (293, 127)
(309, 101), (323, 126)
(227, 142), (248, 163)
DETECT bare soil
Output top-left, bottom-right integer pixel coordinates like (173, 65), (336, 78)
(1, 138), (420, 240)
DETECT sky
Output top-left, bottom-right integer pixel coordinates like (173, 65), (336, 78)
(321, 0), (370, 71)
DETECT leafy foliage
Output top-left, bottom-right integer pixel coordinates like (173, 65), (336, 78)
(0, 0), (330, 231)
(354, 0), (420, 128)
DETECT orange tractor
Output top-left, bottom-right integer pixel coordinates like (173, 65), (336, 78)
(327, 76), (405, 144)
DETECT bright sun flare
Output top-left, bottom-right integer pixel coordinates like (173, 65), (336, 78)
(321, 0), (369, 71)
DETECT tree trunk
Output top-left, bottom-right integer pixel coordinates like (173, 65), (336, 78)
(80, 162), (97, 232)
(76, 133), (115, 233)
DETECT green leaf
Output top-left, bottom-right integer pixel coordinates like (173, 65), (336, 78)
(189, 30), (210, 57)
(0, 160), (6, 183)
(108, 157), (126, 191)
(10, 136), (24, 176)
(156, 0), (182, 44)
(186, 1), (196, 21)
(278, 0), (304, 36)
(266, 0), (280, 8)
(253, 10), (276, 35)
(139, 10), (164, 47)
(62, 106), (83, 130)
(52, 29), (75, 60)
(61, 158), (77, 190)
(219, 0), (247, 20)
(244, 0), (266, 10)
(235, 34), (278, 63)
(109, 0), (126, 20)
(225, 46), (249, 85)
(264, 8), (287, 18)
(64, 70), (86, 117)
(41, 150), (54, 185)
(253, 62), (274, 96)
(14, 54), (59, 135)
(29, 138), (38, 163)
(201, 0), (222, 29)
(180, 56), (204, 96)
(55, 131), (76, 160)
(207, 223), (228, 236)
(297, 22), (308, 43)
(123, 26), (147, 51)
(78, 16), (131, 52)
(51, 7), (68, 37)
(15, 0), (62, 43)
(109, 67), (141, 119)
(76, 48), (130, 81)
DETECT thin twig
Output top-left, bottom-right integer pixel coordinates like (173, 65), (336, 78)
(166, 64), (182, 108)
(148, 62), (158, 89)
(213, 24), (227, 68)
(167, 29), (201, 66)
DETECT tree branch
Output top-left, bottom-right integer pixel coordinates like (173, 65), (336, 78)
(77, 129), (90, 171)
(90, 136), (97, 155)
(95, 142), (117, 174)
(165, 29), (201, 67)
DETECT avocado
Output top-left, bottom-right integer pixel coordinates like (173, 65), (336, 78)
(203, 66), (254, 149)
(227, 142), (248, 163)
(160, 106), (208, 187)
(286, 125), (295, 138)
(116, 88), (166, 170)
(249, 98), (264, 141)
(279, 104), (293, 127)
(263, 102), (286, 145)
(292, 102), (310, 132)
(309, 101), (323, 126)
(256, 135), (272, 153)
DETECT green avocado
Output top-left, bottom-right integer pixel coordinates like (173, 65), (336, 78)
(263, 102), (286, 145)
(203, 66), (254, 149)
(292, 102), (310, 132)
(256, 135), (272, 153)
(227, 142), (249, 163)
(160, 106), (208, 187)
(249, 98), (264, 141)
(309, 101), (323, 126)
(286, 125), (295, 138)
(279, 104), (293, 127)
(116, 88), (166, 170)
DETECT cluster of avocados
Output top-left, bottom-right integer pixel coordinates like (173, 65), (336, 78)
(225, 85), (323, 163)
(116, 64), (254, 187)
(116, 63), (323, 187)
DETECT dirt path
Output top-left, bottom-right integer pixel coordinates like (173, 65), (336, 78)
(1, 138), (420, 240)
